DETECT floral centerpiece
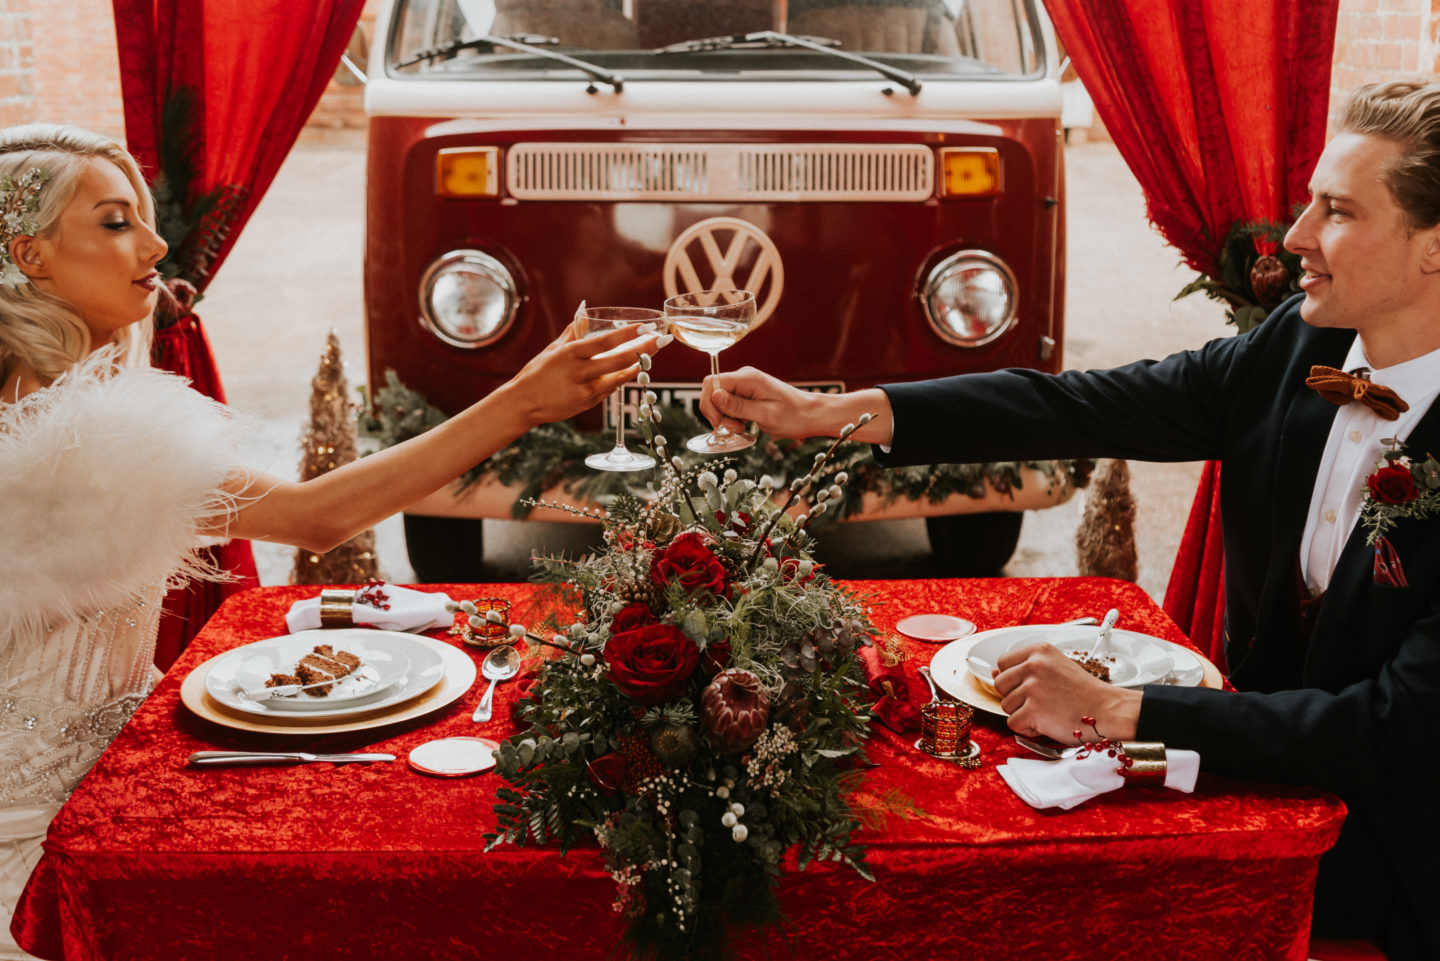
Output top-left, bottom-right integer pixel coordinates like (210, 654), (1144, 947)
(483, 370), (878, 960)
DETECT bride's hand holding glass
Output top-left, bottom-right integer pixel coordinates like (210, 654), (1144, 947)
(570, 304), (666, 471)
(491, 310), (665, 431)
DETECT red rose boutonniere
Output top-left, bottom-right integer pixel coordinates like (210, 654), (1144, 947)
(1359, 439), (1440, 547)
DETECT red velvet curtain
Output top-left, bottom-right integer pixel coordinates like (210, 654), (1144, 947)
(112, 0), (367, 669)
(1044, 0), (1339, 666)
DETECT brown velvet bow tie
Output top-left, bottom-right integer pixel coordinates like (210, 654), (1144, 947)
(1305, 365), (1410, 421)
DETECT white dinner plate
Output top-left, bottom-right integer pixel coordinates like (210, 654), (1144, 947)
(930, 627), (1211, 717)
(965, 624), (1173, 695)
(204, 629), (446, 719)
(896, 614), (976, 644)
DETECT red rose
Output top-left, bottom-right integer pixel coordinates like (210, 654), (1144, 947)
(587, 752), (629, 794)
(610, 602), (657, 635)
(715, 509), (751, 531)
(651, 532), (729, 601)
(779, 557), (820, 584)
(701, 637), (732, 677)
(1368, 463), (1419, 504)
(605, 623), (700, 706)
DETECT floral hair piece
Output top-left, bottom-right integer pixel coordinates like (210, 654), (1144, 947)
(0, 167), (52, 287)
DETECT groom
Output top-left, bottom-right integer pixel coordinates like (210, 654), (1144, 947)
(698, 81), (1440, 959)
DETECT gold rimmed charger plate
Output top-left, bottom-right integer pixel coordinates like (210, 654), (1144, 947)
(180, 634), (477, 735)
(928, 631), (1224, 717)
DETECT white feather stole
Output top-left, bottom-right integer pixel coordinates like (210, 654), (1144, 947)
(0, 357), (247, 638)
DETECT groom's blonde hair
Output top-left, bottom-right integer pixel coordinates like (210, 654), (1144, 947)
(1339, 81), (1440, 232)
(0, 124), (157, 388)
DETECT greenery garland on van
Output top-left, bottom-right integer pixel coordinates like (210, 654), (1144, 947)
(360, 371), (1092, 521)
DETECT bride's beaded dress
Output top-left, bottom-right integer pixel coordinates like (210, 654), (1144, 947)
(0, 359), (243, 958)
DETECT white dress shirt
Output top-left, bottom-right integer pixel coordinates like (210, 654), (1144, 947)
(1299, 339), (1440, 593)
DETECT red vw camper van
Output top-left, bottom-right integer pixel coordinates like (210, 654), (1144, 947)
(363, 0), (1073, 579)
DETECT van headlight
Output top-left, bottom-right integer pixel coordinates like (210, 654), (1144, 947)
(922, 251), (1018, 347)
(418, 250), (517, 349)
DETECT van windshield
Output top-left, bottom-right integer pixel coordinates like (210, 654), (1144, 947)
(388, 0), (1044, 79)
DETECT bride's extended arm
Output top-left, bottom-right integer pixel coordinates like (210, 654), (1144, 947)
(222, 321), (662, 552)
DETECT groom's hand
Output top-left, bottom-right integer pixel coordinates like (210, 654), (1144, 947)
(701, 369), (896, 444)
(701, 367), (811, 439)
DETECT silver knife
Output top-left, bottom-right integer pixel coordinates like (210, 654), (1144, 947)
(187, 750), (395, 766)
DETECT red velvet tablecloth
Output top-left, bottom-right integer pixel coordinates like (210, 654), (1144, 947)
(13, 578), (1344, 961)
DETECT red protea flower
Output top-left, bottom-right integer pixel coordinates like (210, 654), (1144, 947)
(1249, 254), (1291, 307)
(700, 669), (771, 753)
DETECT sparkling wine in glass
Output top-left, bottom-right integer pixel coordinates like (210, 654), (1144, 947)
(664, 289), (757, 454)
(577, 305), (663, 472)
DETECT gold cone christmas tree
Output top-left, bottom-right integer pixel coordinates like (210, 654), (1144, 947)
(291, 331), (380, 585)
(1075, 458), (1138, 582)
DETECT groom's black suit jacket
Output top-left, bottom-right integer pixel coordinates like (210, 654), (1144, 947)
(881, 296), (1440, 959)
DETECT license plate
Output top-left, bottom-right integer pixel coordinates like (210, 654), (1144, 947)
(610, 381), (845, 429)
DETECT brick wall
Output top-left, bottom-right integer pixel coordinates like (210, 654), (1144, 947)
(1330, 0), (1432, 124)
(0, 0), (34, 130)
(29, 0), (124, 141)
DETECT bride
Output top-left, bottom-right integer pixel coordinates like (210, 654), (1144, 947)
(0, 124), (664, 958)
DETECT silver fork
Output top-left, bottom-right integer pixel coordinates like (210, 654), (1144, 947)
(187, 751), (395, 766)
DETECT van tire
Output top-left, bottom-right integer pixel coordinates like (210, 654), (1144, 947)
(924, 513), (1023, 576)
(403, 514), (486, 583)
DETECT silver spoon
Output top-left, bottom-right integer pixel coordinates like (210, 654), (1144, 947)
(1090, 608), (1119, 656)
(472, 645), (520, 722)
(918, 665), (940, 703)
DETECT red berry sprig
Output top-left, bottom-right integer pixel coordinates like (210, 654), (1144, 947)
(356, 577), (392, 611)
(1072, 714), (1131, 775)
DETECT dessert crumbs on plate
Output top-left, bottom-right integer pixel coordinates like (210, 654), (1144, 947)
(1065, 649), (1113, 683)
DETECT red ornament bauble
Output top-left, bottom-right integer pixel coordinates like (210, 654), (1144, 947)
(700, 669), (771, 753)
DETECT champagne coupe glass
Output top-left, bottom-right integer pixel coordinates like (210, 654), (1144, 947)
(578, 305), (664, 472)
(664, 289), (758, 453)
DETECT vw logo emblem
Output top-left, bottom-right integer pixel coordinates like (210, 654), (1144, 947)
(663, 217), (783, 326)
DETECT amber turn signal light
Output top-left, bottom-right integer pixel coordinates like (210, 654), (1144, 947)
(939, 147), (1001, 198)
(436, 147), (500, 198)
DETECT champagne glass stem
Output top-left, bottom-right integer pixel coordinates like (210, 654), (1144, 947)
(612, 387), (624, 449)
(709, 351), (729, 438)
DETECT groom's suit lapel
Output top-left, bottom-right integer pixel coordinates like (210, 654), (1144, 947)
(1308, 390), (1440, 684)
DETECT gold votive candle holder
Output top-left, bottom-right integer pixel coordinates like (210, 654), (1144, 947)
(456, 597), (511, 647)
(919, 701), (974, 757)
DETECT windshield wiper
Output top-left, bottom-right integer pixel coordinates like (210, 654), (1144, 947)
(658, 30), (920, 96)
(395, 34), (624, 92)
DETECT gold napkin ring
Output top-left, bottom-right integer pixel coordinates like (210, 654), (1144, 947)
(318, 589), (355, 628)
(1119, 741), (1167, 785)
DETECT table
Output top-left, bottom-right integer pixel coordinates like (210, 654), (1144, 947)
(13, 578), (1345, 961)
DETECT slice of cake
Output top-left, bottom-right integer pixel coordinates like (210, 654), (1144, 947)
(294, 646), (361, 696)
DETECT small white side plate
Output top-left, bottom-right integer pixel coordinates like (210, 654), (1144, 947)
(896, 614), (977, 644)
(408, 737), (499, 777)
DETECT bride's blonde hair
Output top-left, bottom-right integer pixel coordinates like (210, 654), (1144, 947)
(0, 124), (157, 387)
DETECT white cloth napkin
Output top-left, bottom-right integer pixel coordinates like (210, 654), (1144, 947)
(998, 748), (1200, 810)
(285, 586), (456, 634)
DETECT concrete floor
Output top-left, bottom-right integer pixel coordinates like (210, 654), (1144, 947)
(202, 138), (1228, 601)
